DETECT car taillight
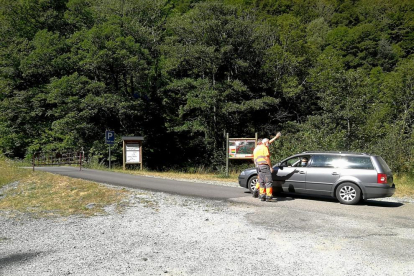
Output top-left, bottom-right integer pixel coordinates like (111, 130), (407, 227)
(377, 173), (387, 184)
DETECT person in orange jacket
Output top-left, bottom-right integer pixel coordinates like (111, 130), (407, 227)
(252, 132), (281, 201)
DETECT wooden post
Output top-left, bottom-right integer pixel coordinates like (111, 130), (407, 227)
(108, 144), (111, 170)
(123, 140), (126, 170)
(140, 142), (143, 170)
(255, 132), (258, 146)
(226, 133), (229, 177)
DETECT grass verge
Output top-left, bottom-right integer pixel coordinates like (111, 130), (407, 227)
(393, 174), (414, 198)
(0, 157), (130, 217)
(0, 158), (32, 189)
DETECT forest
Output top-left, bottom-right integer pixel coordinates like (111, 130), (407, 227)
(0, 0), (413, 173)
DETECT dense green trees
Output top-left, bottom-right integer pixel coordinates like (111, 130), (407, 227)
(1, 0), (414, 173)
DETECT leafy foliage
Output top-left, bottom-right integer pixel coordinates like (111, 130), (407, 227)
(1, 0), (414, 172)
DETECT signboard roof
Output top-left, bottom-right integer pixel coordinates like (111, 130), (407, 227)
(122, 136), (144, 141)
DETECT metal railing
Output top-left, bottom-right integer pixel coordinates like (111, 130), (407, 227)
(32, 149), (85, 171)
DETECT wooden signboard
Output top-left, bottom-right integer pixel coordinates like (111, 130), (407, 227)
(122, 136), (144, 170)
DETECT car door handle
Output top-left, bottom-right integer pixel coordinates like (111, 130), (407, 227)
(299, 171), (306, 174)
(332, 172), (339, 175)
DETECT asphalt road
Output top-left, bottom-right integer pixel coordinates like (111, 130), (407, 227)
(32, 166), (247, 200)
(34, 166), (414, 221)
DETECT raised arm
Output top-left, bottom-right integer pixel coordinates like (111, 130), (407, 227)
(269, 132), (281, 144)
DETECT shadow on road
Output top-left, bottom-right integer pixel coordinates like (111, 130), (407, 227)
(359, 200), (404, 208)
(0, 252), (43, 268)
(273, 193), (404, 207)
(276, 193), (338, 203)
(243, 190), (296, 202)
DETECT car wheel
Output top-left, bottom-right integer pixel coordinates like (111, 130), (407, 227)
(248, 175), (258, 192)
(336, 182), (361, 205)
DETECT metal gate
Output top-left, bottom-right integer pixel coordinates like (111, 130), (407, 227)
(32, 149), (85, 171)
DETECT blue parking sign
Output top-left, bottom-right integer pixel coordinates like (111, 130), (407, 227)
(105, 131), (115, 144)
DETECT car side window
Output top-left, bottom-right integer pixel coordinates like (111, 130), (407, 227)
(281, 157), (301, 167)
(309, 155), (341, 168)
(341, 156), (374, 170)
(282, 156), (310, 167)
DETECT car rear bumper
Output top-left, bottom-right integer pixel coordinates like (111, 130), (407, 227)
(363, 183), (396, 199)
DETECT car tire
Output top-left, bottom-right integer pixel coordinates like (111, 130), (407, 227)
(336, 182), (361, 205)
(248, 175), (258, 192)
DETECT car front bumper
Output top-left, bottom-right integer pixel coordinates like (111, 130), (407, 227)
(238, 175), (248, 189)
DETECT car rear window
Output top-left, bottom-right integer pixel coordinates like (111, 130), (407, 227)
(341, 156), (374, 170)
(376, 156), (391, 172)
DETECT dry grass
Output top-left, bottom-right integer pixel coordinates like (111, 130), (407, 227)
(0, 158), (32, 189)
(393, 174), (414, 198)
(0, 157), (130, 217)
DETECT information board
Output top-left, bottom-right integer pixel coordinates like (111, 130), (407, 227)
(228, 138), (256, 159)
(125, 143), (140, 163)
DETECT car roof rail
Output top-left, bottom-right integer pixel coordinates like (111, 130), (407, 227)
(301, 151), (371, 156)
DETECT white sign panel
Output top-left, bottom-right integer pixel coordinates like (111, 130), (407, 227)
(126, 143), (140, 163)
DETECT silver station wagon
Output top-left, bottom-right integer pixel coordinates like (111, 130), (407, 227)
(238, 151), (396, 205)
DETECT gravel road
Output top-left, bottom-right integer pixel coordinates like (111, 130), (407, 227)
(1, 177), (414, 276)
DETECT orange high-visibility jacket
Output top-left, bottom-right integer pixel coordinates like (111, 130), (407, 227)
(253, 144), (269, 166)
